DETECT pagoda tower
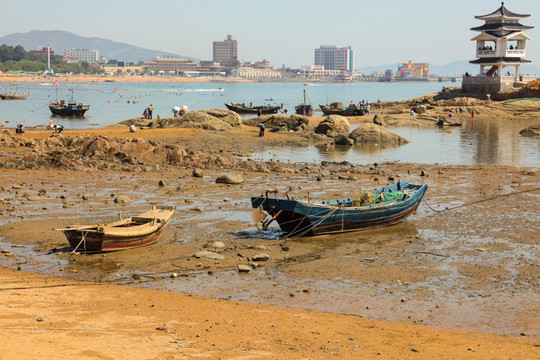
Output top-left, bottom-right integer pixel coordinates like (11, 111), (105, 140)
(462, 2), (534, 94)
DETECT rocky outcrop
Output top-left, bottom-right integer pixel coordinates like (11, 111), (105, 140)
(314, 115), (350, 137)
(243, 114), (309, 132)
(155, 109), (242, 131)
(0, 130), (295, 173)
(117, 109), (242, 131)
(349, 123), (409, 145)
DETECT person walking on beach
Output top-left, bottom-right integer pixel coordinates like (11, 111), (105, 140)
(15, 124), (24, 134)
(258, 122), (265, 137)
(257, 108), (262, 118)
(143, 108), (148, 119)
(148, 105), (153, 119)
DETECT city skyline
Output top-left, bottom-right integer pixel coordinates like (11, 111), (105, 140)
(1, 0), (539, 69)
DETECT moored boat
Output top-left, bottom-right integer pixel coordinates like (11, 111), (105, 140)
(1, 93), (28, 100)
(319, 103), (365, 116)
(225, 102), (282, 114)
(251, 181), (427, 236)
(49, 88), (89, 116)
(58, 206), (175, 252)
(295, 89), (312, 116)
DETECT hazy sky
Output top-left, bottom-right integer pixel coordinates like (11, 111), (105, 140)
(2, 0), (539, 68)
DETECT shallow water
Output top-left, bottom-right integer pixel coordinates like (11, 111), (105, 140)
(1, 80), (456, 129)
(2, 80), (539, 167)
(252, 119), (540, 167)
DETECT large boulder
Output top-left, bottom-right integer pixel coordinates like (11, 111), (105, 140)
(243, 114), (309, 132)
(150, 109), (242, 131)
(349, 123), (409, 145)
(315, 115), (350, 137)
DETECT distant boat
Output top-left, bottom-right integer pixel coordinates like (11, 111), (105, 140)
(1, 93), (28, 100)
(295, 89), (312, 116)
(49, 88), (89, 117)
(265, 97), (274, 101)
(104, 79), (116, 83)
(304, 83), (311, 86)
(251, 181), (427, 236)
(225, 102), (282, 114)
(58, 206), (175, 252)
(319, 102), (365, 116)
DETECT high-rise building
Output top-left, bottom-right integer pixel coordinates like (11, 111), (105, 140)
(314, 45), (354, 72)
(213, 35), (239, 67)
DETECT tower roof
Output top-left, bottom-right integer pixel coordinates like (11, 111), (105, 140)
(470, 22), (533, 32)
(475, 2), (530, 21)
(469, 57), (531, 65)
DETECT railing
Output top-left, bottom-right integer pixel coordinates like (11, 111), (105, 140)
(475, 49), (526, 57)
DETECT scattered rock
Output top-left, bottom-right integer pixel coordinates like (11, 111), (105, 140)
(114, 195), (132, 204)
(192, 168), (203, 177)
(211, 241), (226, 249)
(25, 195), (42, 201)
(237, 264), (251, 273)
(333, 134), (354, 146)
(193, 251), (224, 260)
(158, 180), (166, 186)
(252, 253), (270, 261)
(215, 174), (244, 184)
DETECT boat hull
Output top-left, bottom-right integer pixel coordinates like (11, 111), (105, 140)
(319, 105), (365, 116)
(225, 103), (281, 114)
(49, 105), (89, 116)
(1, 94), (27, 100)
(251, 181), (427, 236)
(63, 224), (167, 252)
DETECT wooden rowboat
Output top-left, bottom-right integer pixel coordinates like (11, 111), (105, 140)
(1, 93), (28, 100)
(251, 181), (427, 236)
(59, 206), (175, 252)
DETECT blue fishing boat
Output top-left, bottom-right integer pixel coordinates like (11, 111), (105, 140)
(251, 181), (427, 236)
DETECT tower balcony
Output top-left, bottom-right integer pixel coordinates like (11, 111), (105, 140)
(476, 49), (526, 58)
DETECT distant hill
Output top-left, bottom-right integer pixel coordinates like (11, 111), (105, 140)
(0, 30), (198, 64)
(360, 60), (540, 78)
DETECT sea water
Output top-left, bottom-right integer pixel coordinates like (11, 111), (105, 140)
(1, 80), (539, 167)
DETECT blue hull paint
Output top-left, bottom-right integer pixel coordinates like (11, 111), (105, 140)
(251, 181), (427, 236)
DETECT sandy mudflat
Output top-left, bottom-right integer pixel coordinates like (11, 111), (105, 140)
(0, 85), (539, 359)
(0, 267), (538, 359)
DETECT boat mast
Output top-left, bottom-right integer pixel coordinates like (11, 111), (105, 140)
(47, 43), (51, 69)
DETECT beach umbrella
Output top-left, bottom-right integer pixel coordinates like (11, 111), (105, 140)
(172, 106), (180, 112)
(180, 105), (189, 113)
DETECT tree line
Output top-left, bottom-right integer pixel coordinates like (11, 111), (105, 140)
(0, 44), (104, 74)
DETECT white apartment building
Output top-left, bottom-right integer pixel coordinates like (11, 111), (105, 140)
(314, 45), (354, 72)
(63, 48), (101, 64)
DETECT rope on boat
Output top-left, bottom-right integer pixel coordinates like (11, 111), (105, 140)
(423, 186), (540, 215)
(30, 103), (50, 112)
(69, 230), (88, 258)
(284, 205), (342, 240)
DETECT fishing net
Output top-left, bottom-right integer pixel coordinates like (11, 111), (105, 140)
(351, 191), (376, 206)
(351, 190), (410, 206)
